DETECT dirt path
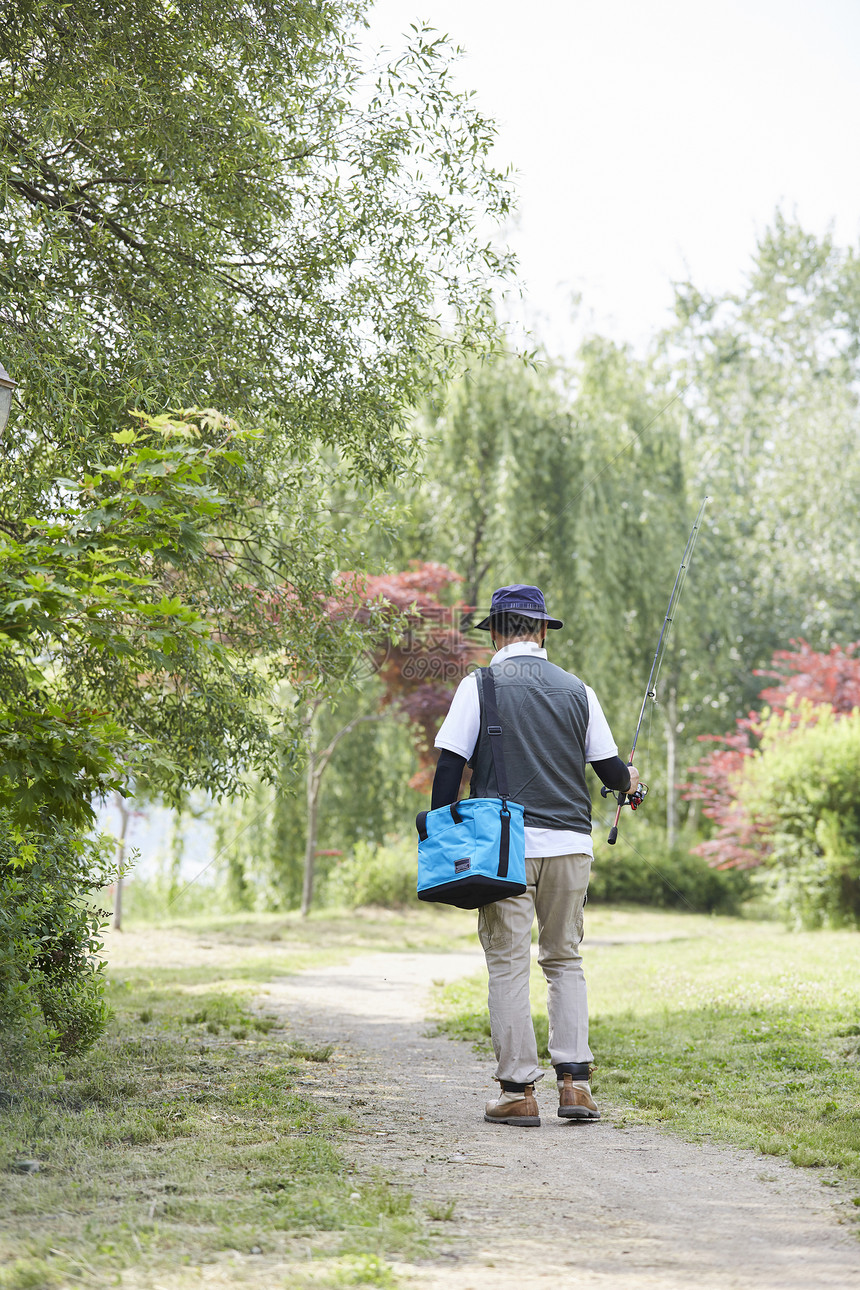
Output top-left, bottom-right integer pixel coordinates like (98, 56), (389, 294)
(263, 949), (860, 1290)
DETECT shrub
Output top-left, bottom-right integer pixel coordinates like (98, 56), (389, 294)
(588, 828), (750, 912)
(322, 836), (419, 910)
(321, 828), (747, 915)
(738, 704), (860, 928)
(0, 815), (120, 1071)
(118, 868), (230, 923)
(684, 640), (860, 871)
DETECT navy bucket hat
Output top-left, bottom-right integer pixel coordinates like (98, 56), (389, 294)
(473, 583), (563, 632)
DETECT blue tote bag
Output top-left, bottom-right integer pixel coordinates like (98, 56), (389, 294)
(416, 667), (527, 909)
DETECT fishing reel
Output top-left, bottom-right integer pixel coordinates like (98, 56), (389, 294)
(601, 782), (648, 811)
(601, 780), (648, 845)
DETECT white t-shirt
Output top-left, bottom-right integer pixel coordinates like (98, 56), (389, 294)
(434, 641), (618, 859)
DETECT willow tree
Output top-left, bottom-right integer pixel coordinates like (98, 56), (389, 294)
(390, 345), (694, 830)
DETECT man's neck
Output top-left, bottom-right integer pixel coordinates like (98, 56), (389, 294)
(492, 636), (546, 651)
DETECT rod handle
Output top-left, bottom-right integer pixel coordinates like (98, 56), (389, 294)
(607, 826), (618, 845)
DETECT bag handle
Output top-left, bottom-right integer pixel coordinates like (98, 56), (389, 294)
(416, 800), (462, 841)
(481, 667), (510, 810)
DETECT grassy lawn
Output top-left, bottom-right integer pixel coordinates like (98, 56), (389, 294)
(0, 906), (474, 1290)
(433, 905), (860, 1180)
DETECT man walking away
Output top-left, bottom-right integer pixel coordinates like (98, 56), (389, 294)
(431, 584), (639, 1127)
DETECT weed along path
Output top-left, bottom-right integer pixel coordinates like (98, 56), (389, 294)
(263, 948), (860, 1290)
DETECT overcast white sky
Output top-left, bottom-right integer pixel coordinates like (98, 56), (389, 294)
(366, 0), (860, 355)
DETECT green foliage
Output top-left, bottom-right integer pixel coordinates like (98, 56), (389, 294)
(0, 814), (118, 1068)
(546, 338), (691, 731)
(0, 1259), (62, 1290)
(1, 2), (512, 482)
(381, 218), (860, 827)
(314, 712), (422, 854)
(588, 830), (750, 912)
(0, 0), (514, 826)
(0, 699), (124, 832)
(670, 213), (860, 712)
(389, 348), (578, 607)
(328, 1255), (399, 1287)
(385, 343), (696, 771)
(211, 695), (422, 911)
(117, 856), (230, 925)
(323, 836), (419, 910)
(0, 410), (279, 822)
(737, 704), (860, 928)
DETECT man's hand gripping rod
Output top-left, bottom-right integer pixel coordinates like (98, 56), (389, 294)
(603, 497), (709, 845)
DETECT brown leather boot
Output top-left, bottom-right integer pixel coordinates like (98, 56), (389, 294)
(557, 1073), (600, 1120)
(484, 1083), (540, 1127)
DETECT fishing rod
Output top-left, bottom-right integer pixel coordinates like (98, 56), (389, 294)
(602, 496), (710, 845)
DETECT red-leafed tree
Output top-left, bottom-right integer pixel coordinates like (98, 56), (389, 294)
(755, 641), (860, 714)
(299, 562), (484, 914)
(685, 641), (860, 869)
(351, 564), (484, 782)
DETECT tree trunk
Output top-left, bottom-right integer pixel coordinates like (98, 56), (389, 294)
(300, 710), (319, 918)
(665, 685), (678, 848)
(112, 792), (131, 931)
(113, 874), (123, 932)
(463, 508), (492, 612)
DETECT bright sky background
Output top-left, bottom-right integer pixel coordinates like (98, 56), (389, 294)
(366, 0), (860, 356)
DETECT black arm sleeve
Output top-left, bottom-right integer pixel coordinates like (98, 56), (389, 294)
(431, 749), (467, 809)
(590, 755), (632, 793)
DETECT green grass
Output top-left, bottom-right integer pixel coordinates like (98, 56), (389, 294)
(0, 906), (474, 1289)
(432, 907), (860, 1176)
(9, 901), (858, 1286)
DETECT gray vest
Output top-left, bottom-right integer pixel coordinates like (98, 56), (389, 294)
(469, 655), (592, 833)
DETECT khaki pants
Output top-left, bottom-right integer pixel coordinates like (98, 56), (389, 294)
(477, 852), (592, 1087)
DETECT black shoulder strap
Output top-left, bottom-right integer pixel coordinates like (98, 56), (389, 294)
(481, 666), (509, 805)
